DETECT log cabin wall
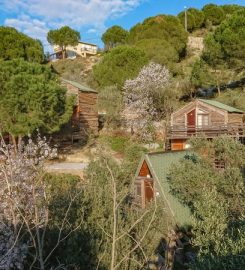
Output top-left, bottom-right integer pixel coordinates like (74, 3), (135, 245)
(196, 101), (227, 125)
(61, 79), (98, 142)
(228, 113), (244, 124)
(168, 99), (245, 151)
(78, 91), (98, 136)
(171, 101), (197, 127)
(209, 110), (226, 124)
(171, 100), (228, 127)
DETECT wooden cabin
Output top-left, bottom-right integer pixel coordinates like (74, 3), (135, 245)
(168, 99), (245, 151)
(59, 79), (98, 143)
(134, 151), (191, 226)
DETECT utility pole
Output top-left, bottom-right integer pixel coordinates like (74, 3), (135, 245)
(184, 6), (188, 32)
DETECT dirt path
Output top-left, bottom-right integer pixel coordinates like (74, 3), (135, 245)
(46, 162), (88, 178)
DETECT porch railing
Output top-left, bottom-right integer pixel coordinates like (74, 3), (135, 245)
(167, 123), (245, 139)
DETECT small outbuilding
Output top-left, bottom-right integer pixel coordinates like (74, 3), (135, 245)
(134, 151), (192, 226)
(56, 79), (98, 144)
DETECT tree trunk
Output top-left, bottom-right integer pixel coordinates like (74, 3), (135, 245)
(17, 135), (22, 148)
(36, 226), (45, 270)
(110, 174), (117, 270)
(217, 84), (221, 96)
(11, 134), (17, 153)
(62, 46), (66, 59)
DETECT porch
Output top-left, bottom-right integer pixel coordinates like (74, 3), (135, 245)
(167, 123), (245, 139)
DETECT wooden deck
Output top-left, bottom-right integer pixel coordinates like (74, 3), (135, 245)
(167, 123), (245, 139)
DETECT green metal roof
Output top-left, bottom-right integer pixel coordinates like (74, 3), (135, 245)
(198, 99), (244, 113)
(137, 151), (192, 226)
(62, 78), (98, 93)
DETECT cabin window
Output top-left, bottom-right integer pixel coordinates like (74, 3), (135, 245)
(197, 114), (209, 127)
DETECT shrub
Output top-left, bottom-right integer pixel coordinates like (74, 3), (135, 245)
(202, 9), (245, 68)
(178, 10), (196, 31)
(97, 86), (123, 127)
(0, 26), (44, 63)
(135, 38), (179, 66)
(93, 46), (148, 88)
(128, 15), (188, 57)
(202, 4), (225, 25)
(102, 25), (129, 50)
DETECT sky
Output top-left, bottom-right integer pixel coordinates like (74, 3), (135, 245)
(0, 0), (244, 52)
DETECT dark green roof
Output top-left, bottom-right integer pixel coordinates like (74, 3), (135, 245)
(198, 99), (244, 113)
(136, 151), (192, 226)
(62, 78), (98, 93)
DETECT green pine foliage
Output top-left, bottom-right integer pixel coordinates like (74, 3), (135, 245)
(0, 59), (74, 137)
(203, 9), (245, 69)
(128, 15), (188, 58)
(178, 8), (205, 32)
(0, 26), (44, 63)
(102, 25), (129, 50)
(93, 46), (148, 88)
(178, 11), (196, 32)
(168, 137), (245, 269)
(47, 26), (80, 59)
(190, 59), (212, 89)
(202, 4), (226, 25)
(134, 38), (179, 67)
(215, 88), (245, 112)
(190, 189), (245, 270)
(47, 26), (80, 48)
(221, 4), (244, 15)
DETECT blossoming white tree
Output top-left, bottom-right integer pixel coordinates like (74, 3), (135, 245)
(0, 136), (57, 269)
(0, 135), (81, 269)
(122, 62), (170, 140)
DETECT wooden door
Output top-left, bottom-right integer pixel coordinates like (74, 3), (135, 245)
(171, 139), (185, 151)
(144, 180), (154, 205)
(187, 109), (196, 135)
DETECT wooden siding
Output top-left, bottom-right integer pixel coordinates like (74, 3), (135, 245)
(135, 160), (154, 208)
(228, 113), (244, 124)
(55, 81), (98, 143)
(168, 100), (245, 140)
(171, 139), (185, 151)
(139, 160), (152, 177)
(171, 100), (227, 127)
(78, 92), (98, 135)
(144, 179), (154, 205)
(65, 82), (98, 136)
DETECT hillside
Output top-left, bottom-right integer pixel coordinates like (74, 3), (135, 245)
(49, 55), (101, 86)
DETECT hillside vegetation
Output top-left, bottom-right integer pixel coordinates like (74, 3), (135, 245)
(48, 4), (245, 132)
(0, 2), (245, 270)
(0, 26), (44, 63)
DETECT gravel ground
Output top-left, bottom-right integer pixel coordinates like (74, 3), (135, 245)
(46, 162), (88, 171)
(45, 162), (89, 178)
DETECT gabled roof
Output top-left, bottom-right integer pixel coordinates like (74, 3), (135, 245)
(136, 150), (192, 226)
(61, 79), (98, 93)
(198, 99), (244, 113)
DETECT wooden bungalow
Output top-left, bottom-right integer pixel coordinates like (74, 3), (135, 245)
(134, 151), (191, 226)
(168, 99), (245, 151)
(58, 79), (98, 143)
